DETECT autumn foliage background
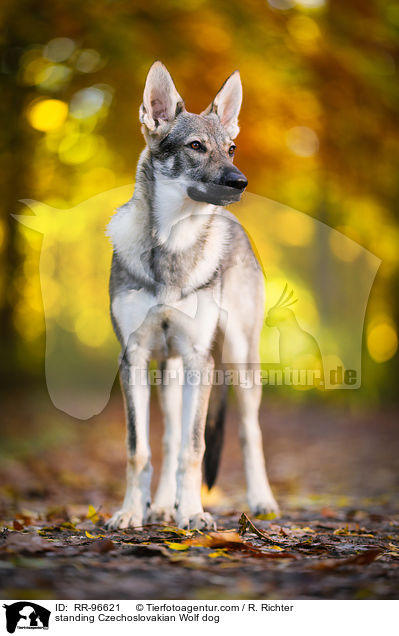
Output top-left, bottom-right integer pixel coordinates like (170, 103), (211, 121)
(0, 0), (399, 601)
(1, 0), (399, 396)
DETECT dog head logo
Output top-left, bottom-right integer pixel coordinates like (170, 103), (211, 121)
(3, 602), (50, 633)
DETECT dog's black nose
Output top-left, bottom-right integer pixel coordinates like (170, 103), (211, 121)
(221, 169), (248, 190)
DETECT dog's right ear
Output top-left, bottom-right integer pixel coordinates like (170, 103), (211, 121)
(139, 61), (185, 134)
(201, 71), (242, 139)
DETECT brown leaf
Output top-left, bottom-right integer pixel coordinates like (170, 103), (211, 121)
(15, 514), (33, 526)
(121, 544), (170, 558)
(184, 531), (244, 549)
(1, 532), (56, 554)
(183, 531), (296, 559)
(13, 520), (24, 531)
(88, 538), (115, 554)
(238, 513), (287, 547)
(313, 548), (383, 571)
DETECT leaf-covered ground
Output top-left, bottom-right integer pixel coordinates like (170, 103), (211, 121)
(0, 391), (398, 600)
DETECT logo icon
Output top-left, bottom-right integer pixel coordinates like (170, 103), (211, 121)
(3, 603), (50, 634)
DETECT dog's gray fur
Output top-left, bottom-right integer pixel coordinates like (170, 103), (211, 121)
(106, 62), (278, 530)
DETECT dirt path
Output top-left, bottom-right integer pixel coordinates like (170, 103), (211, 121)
(0, 392), (398, 599)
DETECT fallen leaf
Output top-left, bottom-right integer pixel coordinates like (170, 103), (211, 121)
(88, 538), (115, 554)
(165, 542), (190, 551)
(159, 526), (192, 536)
(85, 530), (106, 539)
(1, 533), (56, 554)
(238, 513), (287, 547)
(121, 545), (169, 558)
(256, 512), (277, 521)
(87, 505), (100, 524)
(183, 531), (296, 559)
(333, 526), (350, 535)
(313, 548), (383, 570)
(13, 520), (24, 531)
(60, 521), (76, 530)
(185, 531), (243, 549)
(208, 549), (234, 559)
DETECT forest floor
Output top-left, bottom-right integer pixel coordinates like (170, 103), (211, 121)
(0, 390), (398, 600)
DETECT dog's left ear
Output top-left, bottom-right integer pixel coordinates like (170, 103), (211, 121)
(201, 71), (242, 139)
(139, 61), (185, 134)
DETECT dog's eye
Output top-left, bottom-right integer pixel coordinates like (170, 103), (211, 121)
(189, 141), (202, 150)
(228, 144), (236, 156)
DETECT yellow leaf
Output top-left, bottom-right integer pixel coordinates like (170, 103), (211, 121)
(160, 526), (191, 536)
(165, 541), (189, 551)
(267, 545), (284, 551)
(85, 530), (105, 539)
(87, 505), (99, 523)
(208, 549), (230, 558)
(333, 526), (349, 535)
(256, 512), (277, 521)
(61, 521), (76, 530)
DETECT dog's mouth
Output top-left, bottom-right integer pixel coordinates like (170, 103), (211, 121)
(187, 183), (245, 206)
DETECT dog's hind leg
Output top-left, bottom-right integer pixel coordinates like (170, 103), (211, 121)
(221, 263), (279, 516)
(106, 347), (152, 530)
(223, 318), (279, 516)
(150, 357), (183, 522)
(235, 374), (279, 516)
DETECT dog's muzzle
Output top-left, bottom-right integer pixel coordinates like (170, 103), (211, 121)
(187, 167), (248, 206)
(220, 168), (248, 191)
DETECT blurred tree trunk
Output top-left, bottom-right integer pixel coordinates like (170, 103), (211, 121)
(0, 41), (33, 384)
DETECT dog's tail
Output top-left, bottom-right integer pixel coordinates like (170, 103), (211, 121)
(204, 382), (228, 490)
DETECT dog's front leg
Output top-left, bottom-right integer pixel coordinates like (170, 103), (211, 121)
(150, 357), (183, 522)
(106, 346), (152, 530)
(175, 354), (216, 530)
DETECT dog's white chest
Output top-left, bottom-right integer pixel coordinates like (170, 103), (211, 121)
(112, 286), (219, 359)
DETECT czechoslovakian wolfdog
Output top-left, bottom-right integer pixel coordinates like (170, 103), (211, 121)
(106, 62), (279, 530)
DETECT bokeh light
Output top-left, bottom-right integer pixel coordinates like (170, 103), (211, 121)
(367, 321), (398, 363)
(286, 126), (319, 157)
(27, 99), (68, 131)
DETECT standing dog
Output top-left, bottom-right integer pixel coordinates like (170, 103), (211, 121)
(106, 62), (279, 530)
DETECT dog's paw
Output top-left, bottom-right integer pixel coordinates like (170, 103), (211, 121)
(105, 509), (144, 530)
(177, 511), (216, 531)
(251, 498), (280, 518)
(148, 506), (175, 523)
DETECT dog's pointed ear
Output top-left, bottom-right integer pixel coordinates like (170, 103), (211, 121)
(139, 61), (185, 134)
(201, 71), (242, 139)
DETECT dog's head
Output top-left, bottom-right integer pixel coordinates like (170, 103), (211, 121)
(139, 61), (248, 206)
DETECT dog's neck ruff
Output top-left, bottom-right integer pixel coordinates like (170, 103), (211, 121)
(107, 149), (231, 295)
(151, 171), (216, 252)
